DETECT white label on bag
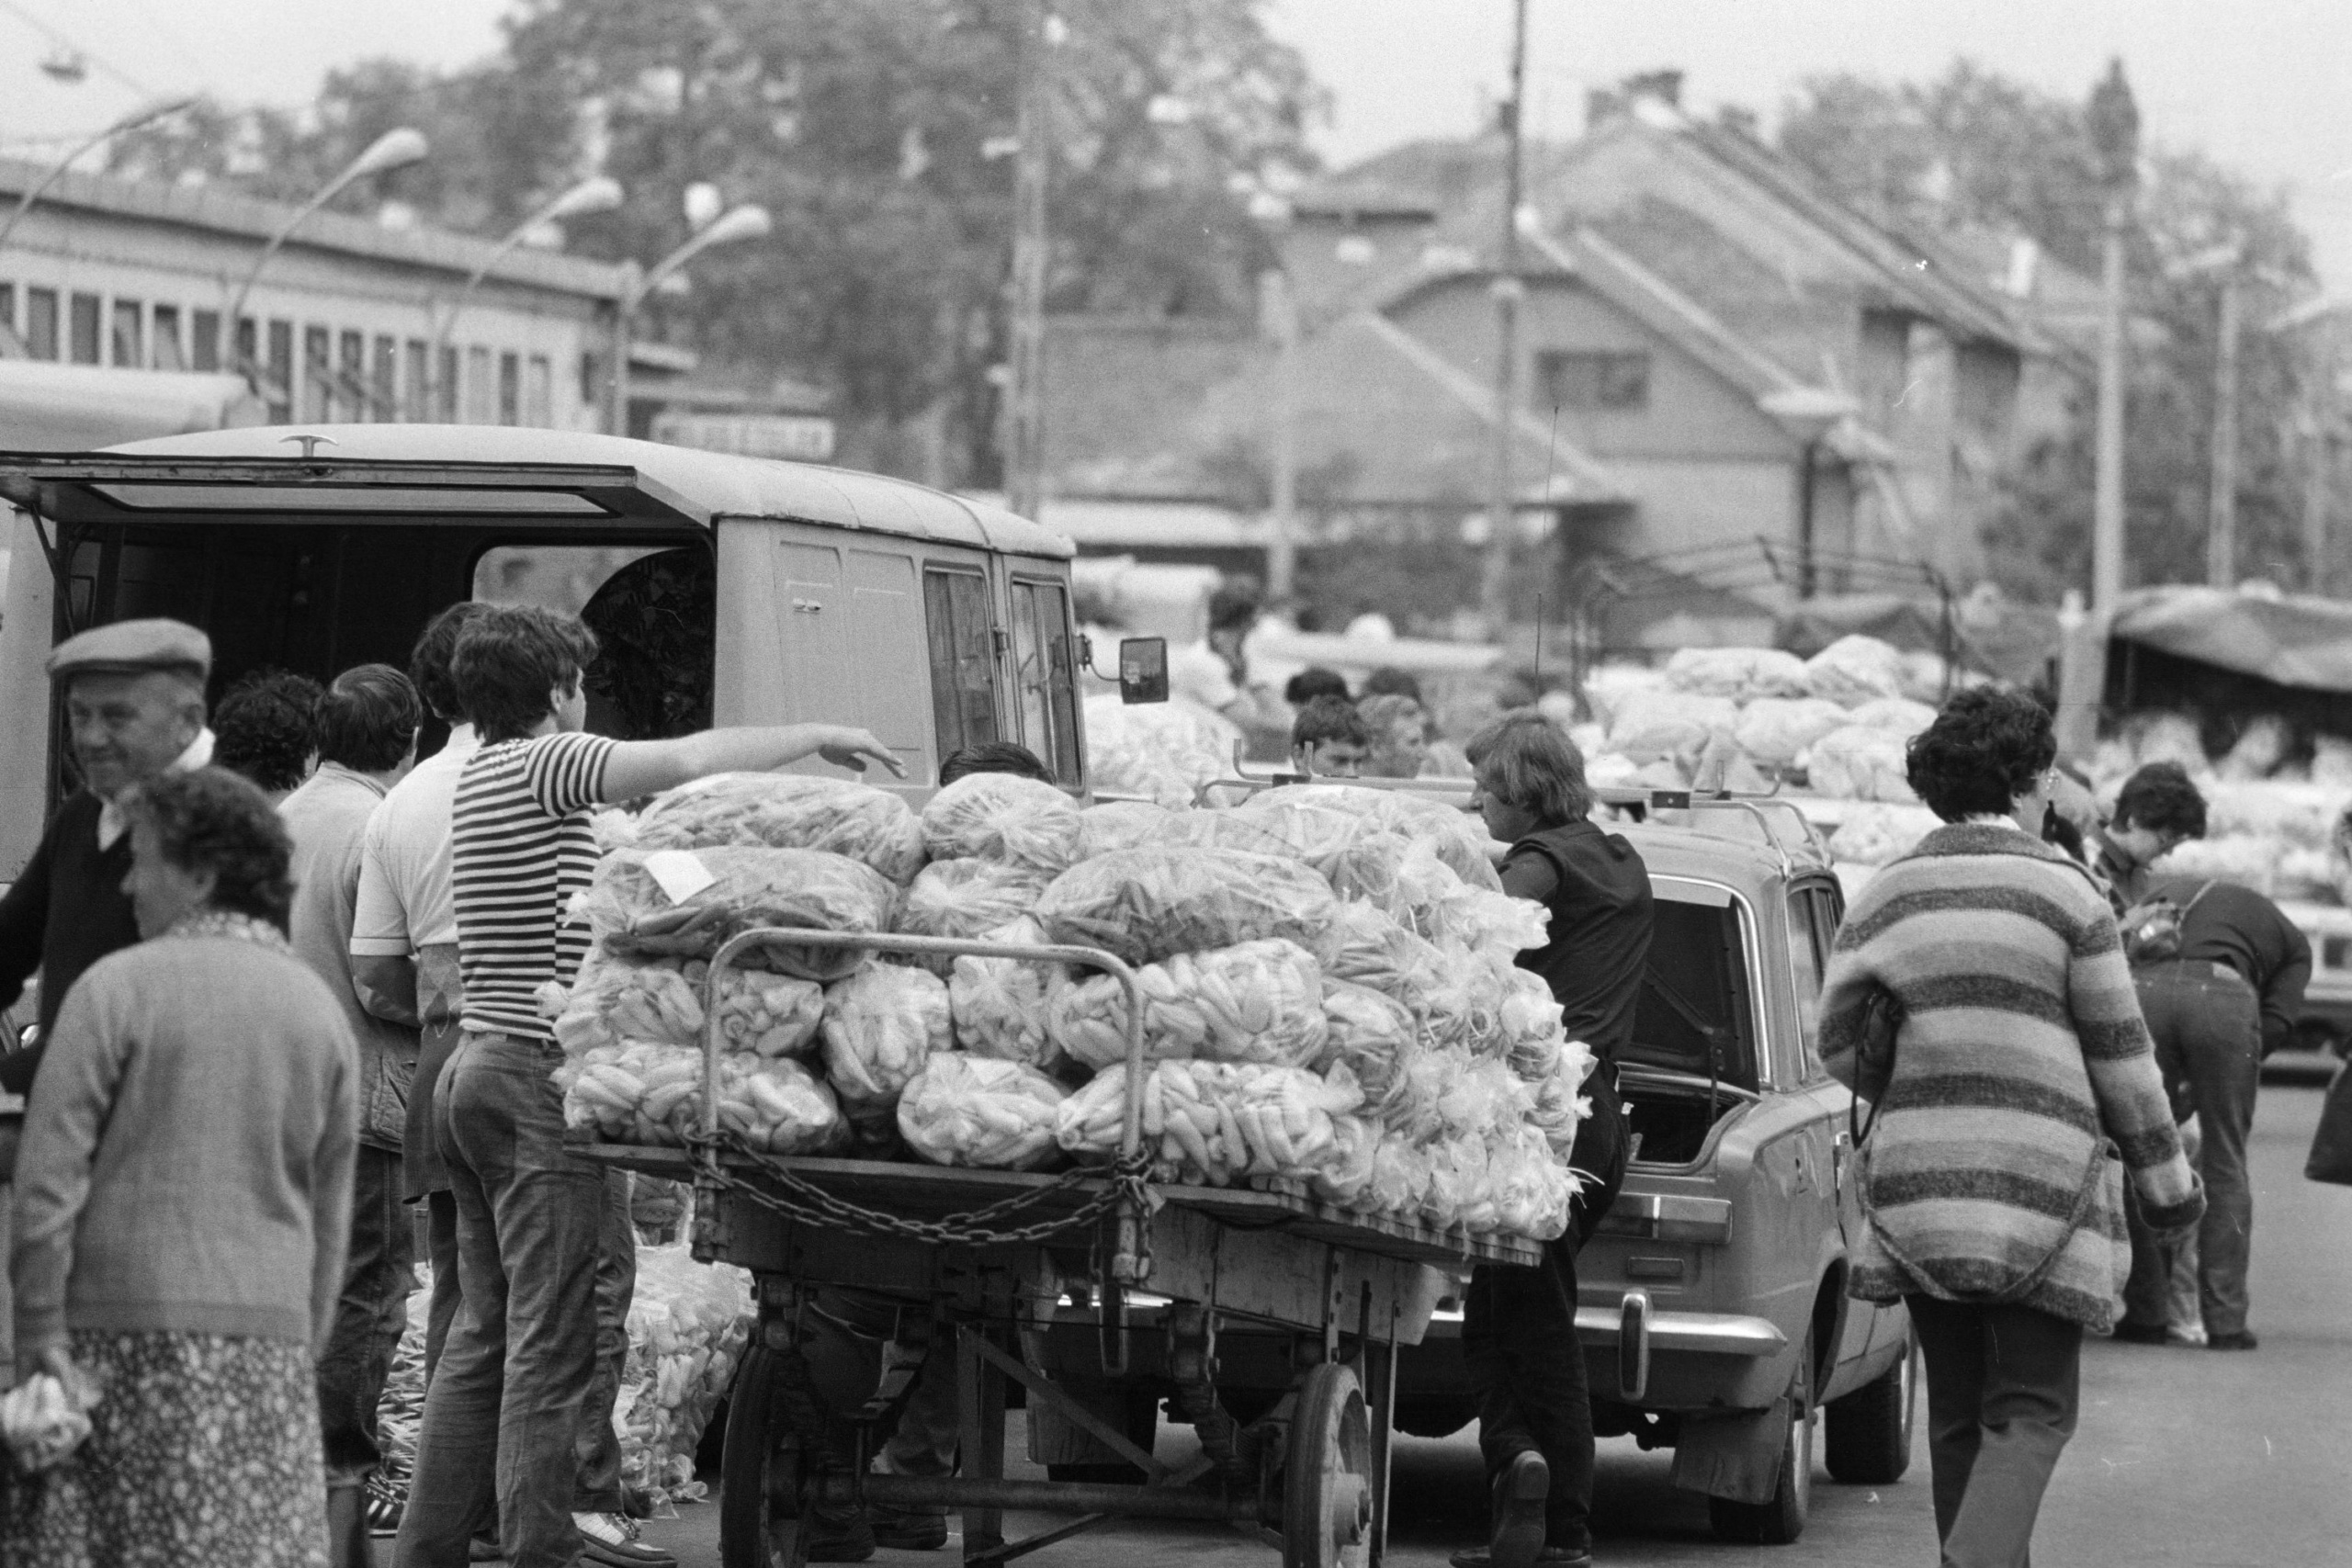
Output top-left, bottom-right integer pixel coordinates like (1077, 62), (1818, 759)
(642, 849), (717, 905)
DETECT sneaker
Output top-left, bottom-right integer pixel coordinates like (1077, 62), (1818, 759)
(364, 1472), (407, 1537)
(574, 1511), (677, 1568)
(2208, 1330), (2259, 1350)
(868, 1503), (950, 1551)
(1489, 1451), (1549, 1568)
(2109, 1319), (2170, 1345)
(1449, 1549), (1591, 1568)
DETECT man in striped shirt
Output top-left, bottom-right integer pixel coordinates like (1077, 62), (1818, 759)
(395, 604), (900, 1568)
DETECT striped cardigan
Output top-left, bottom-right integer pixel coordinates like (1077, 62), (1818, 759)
(1819, 823), (2203, 1330)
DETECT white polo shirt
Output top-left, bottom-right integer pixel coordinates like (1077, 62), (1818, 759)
(351, 724), (480, 958)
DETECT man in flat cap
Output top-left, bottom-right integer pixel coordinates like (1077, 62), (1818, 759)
(0, 617), (216, 1099)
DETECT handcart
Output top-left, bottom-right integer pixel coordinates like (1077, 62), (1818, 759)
(579, 925), (1544, 1568)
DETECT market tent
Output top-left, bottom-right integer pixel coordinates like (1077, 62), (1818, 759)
(0, 360), (264, 450)
(2111, 585), (2352, 693)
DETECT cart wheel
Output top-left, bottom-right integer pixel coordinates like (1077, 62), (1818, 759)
(1281, 1362), (1375, 1568)
(719, 1346), (808, 1568)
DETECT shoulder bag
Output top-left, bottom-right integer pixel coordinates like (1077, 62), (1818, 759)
(2306, 1062), (2352, 1185)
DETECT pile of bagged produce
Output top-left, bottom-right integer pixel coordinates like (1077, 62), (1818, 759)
(549, 767), (1593, 1243)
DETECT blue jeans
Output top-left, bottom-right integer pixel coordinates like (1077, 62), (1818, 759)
(319, 1143), (416, 1481)
(393, 1032), (629, 1568)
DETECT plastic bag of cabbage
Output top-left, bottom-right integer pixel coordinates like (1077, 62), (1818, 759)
(1056, 1058), (1366, 1185)
(897, 1054), (1068, 1169)
(820, 964), (952, 1112)
(921, 773), (1083, 874)
(1035, 846), (1340, 967)
(631, 773), (926, 883)
(581, 846), (899, 981)
(616, 1246), (754, 1506)
(1046, 937), (1328, 1071)
(560, 1040), (847, 1154)
(553, 949), (823, 1058)
(895, 859), (1051, 972)
(1244, 784), (1503, 890)
(946, 917), (1067, 1068)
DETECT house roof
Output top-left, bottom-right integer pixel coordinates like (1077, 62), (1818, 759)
(1290, 138), (1498, 220)
(0, 155), (629, 300)
(1042, 314), (1262, 498)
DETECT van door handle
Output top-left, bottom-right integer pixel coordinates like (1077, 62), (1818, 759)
(791, 599), (823, 613)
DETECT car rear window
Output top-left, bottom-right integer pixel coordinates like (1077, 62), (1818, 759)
(1623, 888), (1759, 1092)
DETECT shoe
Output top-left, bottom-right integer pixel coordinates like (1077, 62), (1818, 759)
(469, 1533), (503, 1562)
(574, 1511), (677, 1568)
(868, 1503), (950, 1551)
(1449, 1549), (1591, 1568)
(2109, 1319), (2171, 1344)
(2208, 1330), (2259, 1350)
(1489, 1451), (1549, 1568)
(800, 1503), (878, 1563)
(364, 1472), (407, 1537)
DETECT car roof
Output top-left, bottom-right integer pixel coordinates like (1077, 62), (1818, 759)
(1622, 818), (1826, 896)
(106, 423), (1076, 559)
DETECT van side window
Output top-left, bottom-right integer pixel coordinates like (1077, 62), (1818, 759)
(1011, 578), (1080, 783)
(923, 567), (999, 759)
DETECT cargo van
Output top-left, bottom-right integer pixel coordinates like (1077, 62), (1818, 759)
(0, 424), (1090, 877)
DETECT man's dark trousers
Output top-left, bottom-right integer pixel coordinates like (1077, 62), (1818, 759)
(1462, 1070), (1630, 1553)
(320, 1143), (418, 1480)
(1907, 1295), (2081, 1568)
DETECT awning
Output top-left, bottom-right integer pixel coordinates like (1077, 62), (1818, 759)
(0, 361), (264, 450)
(2109, 585), (2352, 693)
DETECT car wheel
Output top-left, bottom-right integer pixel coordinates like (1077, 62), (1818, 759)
(1825, 1332), (1918, 1484)
(1708, 1330), (1813, 1545)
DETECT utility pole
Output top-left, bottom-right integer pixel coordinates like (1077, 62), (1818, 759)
(2087, 59), (2139, 611)
(1477, 0), (1531, 635)
(1261, 267), (1299, 599)
(2207, 271), (2242, 586)
(1004, 0), (1051, 521)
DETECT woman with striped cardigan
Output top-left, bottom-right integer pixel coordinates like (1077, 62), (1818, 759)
(1819, 687), (2203, 1568)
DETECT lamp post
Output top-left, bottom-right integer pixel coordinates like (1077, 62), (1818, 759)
(0, 95), (198, 254)
(225, 127), (429, 381)
(429, 175), (623, 411)
(2086, 60), (2140, 612)
(1759, 388), (1860, 599)
(1477, 0), (1532, 637)
(603, 203), (772, 436)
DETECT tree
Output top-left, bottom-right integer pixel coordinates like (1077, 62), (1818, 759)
(1777, 62), (2323, 598)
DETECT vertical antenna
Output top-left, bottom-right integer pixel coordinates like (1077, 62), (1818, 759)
(1534, 400), (1561, 688)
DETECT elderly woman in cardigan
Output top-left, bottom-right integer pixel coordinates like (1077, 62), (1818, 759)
(6, 767), (356, 1568)
(1818, 687), (2201, 1568)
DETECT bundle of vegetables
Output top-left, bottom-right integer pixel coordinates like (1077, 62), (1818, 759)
(820, 964), (951, 1116)
(632, 773), (926, 884)
(553, 950), (823, 1058)
(896, 1054), (1068, 1169)
(1806, 726), (1917, 804)
(946, 917), (1066, 1068)
(1248, 784), (1502, 890)
(1489, 963), (1570, 1080)
(1319, 900), (1453, 1011)
(1323, 832), (1461, 941)
(1081, 693), (1239, 807)
(560, 1041), (848, 1154)
(895, 859), (1052, 973)
(1435, 1055), (1537, 1143)
(1804, 635), (1909, 707)
(0, 1374), (90, 1472)
(1665, 646), (1810, 701)
(1219, 798), (1373, 870)
(1356, 1136), (1433, 1221)
(1046, 937), (1328, 1071)
(1034, 846), (1340, 968)
(1526, 1042), (1597, 1164)
(1056, 1058), (1366, 1186)
(1482, 1125), (1577, 1240)
(1306, 1114), (1382, 1208)
(582, 846), (898, 981)
(1076, 800), (1179, 860)
(920, 773), (1083, 874)
(616, 1246), (754, 1506)
(1316, 980), (1418, 1100)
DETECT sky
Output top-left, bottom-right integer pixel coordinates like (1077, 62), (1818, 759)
(4, 0), (2350, 284)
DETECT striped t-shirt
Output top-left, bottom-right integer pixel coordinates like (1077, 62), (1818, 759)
(451, 731), (618, 1040)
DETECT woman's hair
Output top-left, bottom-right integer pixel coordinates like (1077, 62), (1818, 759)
(1292, 694), (1371, 751)
(409, 602), (488, 725)
(1905, 686), (2056, 823)
(212, 670), (325, 793)
(1464, 710), (1594, 825)
(127, 767), (296, 930)
(314, 663), (422, 773)
(2113, 761), (2208, 840)
(452, 605), (601, 742)
(940, 741), (1051, 785)
(1283, 666), (1351, 706)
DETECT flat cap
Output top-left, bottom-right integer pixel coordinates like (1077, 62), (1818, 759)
(46, 618), (211, 682)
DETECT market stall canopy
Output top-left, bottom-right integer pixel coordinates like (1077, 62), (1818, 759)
(2111, 585), (2352, 693)
(0, 361), (264, 449)
(1248, 628), (1502, 678)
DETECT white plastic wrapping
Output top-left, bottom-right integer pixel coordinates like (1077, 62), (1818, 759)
(1581, 664), (1668, 728)
(1076, 800), (1180, 860)
(1806, 726), (1918, 804)
(633, 773), (927, 883)
(582, 846), (899, 980)
(895, 859), (1051, 972)
(897, 1054), (1068, 1169)
(1847, 696), (1938, 737)
(1827, 804), (1944, 867)
(820, 964), (953, 1111)
(946, 917), (1068, 1068)
(554, 952), (828, 1060)
(1608, 690), (1741, 763)
(1082, 694), (1240, 807)
(1048, 938), (1328, 1071)
(1248, 784), (1504, 891)
(1317, 979), (1420, 1116)
(1803, 635), (1908, 708)
(1733, 697), (1852, 767)
(1665, 646), (1809, 701)
(920, 773), (1083, 873)
(1035, 845), (1341, 967)
(617, 1247), (754, 1506)
(561, 1041), (847, 1154)
(1056, 1058), (1366, 1186)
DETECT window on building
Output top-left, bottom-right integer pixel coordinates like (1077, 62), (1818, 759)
(437, 344), (460, 422)
(303, 325), (334, 421)
(25, 288), (58, 360)
(403, 338), (429, 422)
(68, 293), (101, 365)
(1010, 578), (1080, 783)
(372, 335), (398, 422)
(465, 346), (492, 423)
(1536, 349), (1650, 412)
(151, 304), (184, 371)
(266, 320), (294, 423)
(525, 355), (552, 427)
(0, 283), (16, 355)
(922, 567), (1000, 760)
(109, 299), (142, 368)
(579, 350), (603, 410)
(191, 309), (220, 372)
(339, 330), (367, 420)
(498, 351), (521, 425)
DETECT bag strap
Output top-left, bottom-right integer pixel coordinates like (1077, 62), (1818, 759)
(1860, 1133), (2113, 1307)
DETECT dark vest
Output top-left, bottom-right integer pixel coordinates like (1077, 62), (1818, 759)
(0, 792), (141, 1094)
(1508, 819), (1654, 1064)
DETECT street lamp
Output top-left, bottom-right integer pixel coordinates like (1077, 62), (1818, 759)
(604, 203), (772, 435)
(428, 175), (624, 412)
(225, 127), (429, 379)
(1760, 388), (1860, 599)
(0, 95), (198, 254)
(2087, 60), (2141, 612)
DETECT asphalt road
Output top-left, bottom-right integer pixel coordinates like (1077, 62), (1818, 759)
(593, 1078), (2352, 1567)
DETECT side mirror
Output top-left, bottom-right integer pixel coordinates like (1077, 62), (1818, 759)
(1118, 637), (1170, 705)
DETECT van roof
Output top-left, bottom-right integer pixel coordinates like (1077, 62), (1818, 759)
(100, 424), (1076, 559)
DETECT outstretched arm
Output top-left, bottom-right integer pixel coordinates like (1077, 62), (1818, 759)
(598, 725), (905, 806)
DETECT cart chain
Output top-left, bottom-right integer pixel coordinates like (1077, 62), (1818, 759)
(685, 1129), (1155, 1249)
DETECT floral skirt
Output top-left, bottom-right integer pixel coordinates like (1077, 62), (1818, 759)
(2, 1330), (328, 1568)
